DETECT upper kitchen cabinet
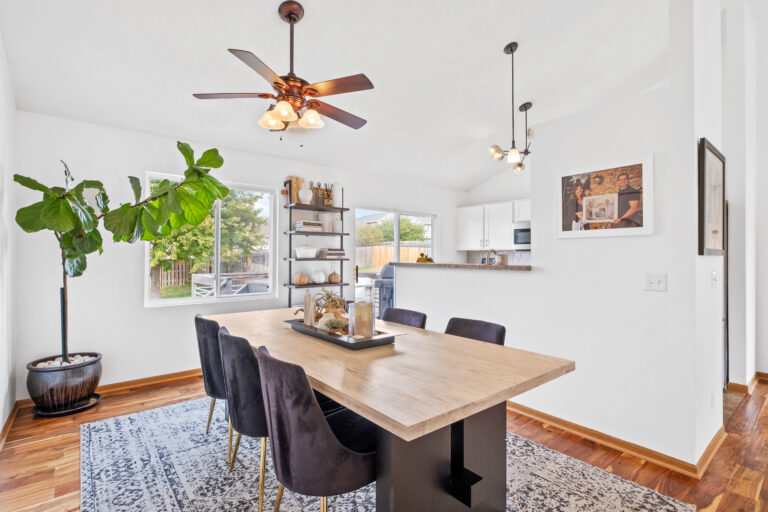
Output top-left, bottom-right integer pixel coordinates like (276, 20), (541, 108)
(514, 199), (531, 223)
(456, 200), (530, 250)
(456, 204), (485, 250)
(485, 201), (515, 249)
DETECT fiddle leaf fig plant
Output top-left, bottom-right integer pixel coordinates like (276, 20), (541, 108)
(13, 141), (229, 363)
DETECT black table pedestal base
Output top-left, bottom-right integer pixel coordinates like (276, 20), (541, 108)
(375, 402), (506, 512)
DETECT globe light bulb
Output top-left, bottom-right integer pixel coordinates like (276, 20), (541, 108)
(258, 109), (283, 130)
(507, 146), (521, 164)
(489, 145), (504, 161)
(513, 162), (525, 174)
(273, 100), (298, 121)
(298, 108), (325, 129)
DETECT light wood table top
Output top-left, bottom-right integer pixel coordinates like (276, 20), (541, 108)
(207, 308), (574, 441)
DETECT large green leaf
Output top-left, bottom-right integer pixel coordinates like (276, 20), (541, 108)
(13, 174), (53, 195)
(59, 232), (76, 251)
(181, 182), (214, 209)
(95, 191), (110, 214)
(103, 204), (139, 241)
(64, 254), (87, 277)
(176, 187), (208, 225)
(196, 148), (223, 169)
(169, 211), (186, 229)
(164, 188), (183, 214)
(200, 174), (229, 199)
(67, 196), (97, 233)
(140, 208), (158, 241)
(123, 208), (144, 243)
(15, 201), (48, 232)
(177, 141), (195, 167)
(73, 229), (103, 254)
(41, 198), (77, 232)
(128, 176), (142, 203)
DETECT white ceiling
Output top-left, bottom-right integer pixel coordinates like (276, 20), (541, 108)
(0, 0), (668, 190)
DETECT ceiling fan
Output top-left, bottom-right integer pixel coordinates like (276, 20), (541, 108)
(193, 1), (373, 131)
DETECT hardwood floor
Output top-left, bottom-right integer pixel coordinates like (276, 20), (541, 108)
(1, 376), (768, 511)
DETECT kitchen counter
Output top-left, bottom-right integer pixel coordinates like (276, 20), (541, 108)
(389, 262), (531, 271)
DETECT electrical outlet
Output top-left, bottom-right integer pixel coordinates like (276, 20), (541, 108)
(643, 273), (667, 292)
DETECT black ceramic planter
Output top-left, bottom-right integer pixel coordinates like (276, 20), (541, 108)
(26, 352), (102, 416)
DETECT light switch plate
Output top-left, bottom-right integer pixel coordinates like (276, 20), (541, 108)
(643, 273), (667, 292)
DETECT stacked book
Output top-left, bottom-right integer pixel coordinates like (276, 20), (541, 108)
(319, 248), (345, 259)
(295, 221), (324, 232)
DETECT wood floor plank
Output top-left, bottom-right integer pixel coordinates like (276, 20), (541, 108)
(4, 375), (768, 511)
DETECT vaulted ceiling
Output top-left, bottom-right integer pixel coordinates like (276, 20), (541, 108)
(0, 0), (668, 189)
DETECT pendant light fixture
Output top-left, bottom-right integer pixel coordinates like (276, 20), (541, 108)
(489, 42), (533, 173)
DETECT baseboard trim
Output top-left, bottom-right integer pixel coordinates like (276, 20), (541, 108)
(728, 373), (760, 395)
(15, 368), (203, 410)
(507, 401), (726, 480)
(0, 402), (21, 454)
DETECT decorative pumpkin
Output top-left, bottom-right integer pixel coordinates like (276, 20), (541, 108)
(416, 252), (434, 263)
(311, 270), (326, 284)
(328, 270), (341, 284)
(293, 272), (309, 285)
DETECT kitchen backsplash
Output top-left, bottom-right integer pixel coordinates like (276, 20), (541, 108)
(466, 250), (531, 265)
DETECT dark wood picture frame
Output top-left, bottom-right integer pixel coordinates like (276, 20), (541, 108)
(698, 137), (726, 255)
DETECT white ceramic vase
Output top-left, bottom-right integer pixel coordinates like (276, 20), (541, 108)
(331, 183), (343, 208)
(298, 182), (313, 204)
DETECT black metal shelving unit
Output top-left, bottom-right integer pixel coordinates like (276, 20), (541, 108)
(284, 180), (349, 307)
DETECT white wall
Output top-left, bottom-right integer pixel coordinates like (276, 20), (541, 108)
(0, 32), (16, 426)
(722, 0), (758, 386)
(397, 0), (725, 464)
(466, 166), (531, 205)
(10, 111), (465, 399)
(756, 12), (768, 373)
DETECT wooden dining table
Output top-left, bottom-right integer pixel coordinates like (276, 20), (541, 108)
(207, 308), (575, 511)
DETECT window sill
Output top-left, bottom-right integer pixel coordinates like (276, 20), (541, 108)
(143, 290), (279, 308)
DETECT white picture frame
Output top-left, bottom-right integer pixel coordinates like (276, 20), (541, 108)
(556, 154), (654, 239)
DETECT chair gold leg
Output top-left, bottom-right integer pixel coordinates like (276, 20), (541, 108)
(227, 419), (233, 464)
(258, 437), (267, 512)
(206, 398), (216, 434)
(320, 496), (327, 512)
(229, 433), (242, 473)
(274, 483), (284, 512)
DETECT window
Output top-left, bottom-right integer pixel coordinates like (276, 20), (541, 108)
(144, 175), (276, 305)
(354, 209), (436, 276)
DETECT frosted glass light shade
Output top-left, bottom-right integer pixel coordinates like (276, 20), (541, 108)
(506, 146), (521, 164)
(273, 100), (298, 121)
(488, 145), (504, 161)
(258, 110), (283, 130)
(298, 109), (325, 129)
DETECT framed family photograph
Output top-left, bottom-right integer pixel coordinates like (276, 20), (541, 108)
(556, 154), (654, 238)
(698, 138), (725, 255)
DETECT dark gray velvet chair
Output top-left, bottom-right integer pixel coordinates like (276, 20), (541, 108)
(193, 315), (227, 436)
(445, 317), (506, 345)
(257, 347), (378, 512)
(381, 307), (427, 329)
(218, 328), (269, 512)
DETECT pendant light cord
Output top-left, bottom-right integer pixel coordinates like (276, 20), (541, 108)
(511, 50), (516, 149)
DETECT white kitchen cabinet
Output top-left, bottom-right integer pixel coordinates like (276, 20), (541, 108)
(457, 199), (531, 250)
(485, 201), (515, 249)
(514, 199), (531, 223)
(456, 205), (485, 250)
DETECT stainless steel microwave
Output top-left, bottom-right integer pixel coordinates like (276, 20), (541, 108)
(513, 221), (531, 250)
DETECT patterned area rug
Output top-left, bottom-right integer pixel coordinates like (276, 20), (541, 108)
(81, 398), (695, 511)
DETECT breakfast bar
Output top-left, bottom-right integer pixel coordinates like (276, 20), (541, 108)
(208, 308), (574, 511)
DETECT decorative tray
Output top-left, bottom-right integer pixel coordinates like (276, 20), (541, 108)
(285, 319), (395, 350)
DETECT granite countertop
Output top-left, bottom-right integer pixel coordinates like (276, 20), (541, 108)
(389, 262), (532, 271)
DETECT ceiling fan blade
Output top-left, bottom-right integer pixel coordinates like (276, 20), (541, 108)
(193, 92), (275, 99)
(228, 49), (287, 89)
(304, 74), (373, 97)
(310, 100), (367, 129)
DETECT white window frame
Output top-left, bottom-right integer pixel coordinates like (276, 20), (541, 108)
(143, 173), (279, 307)
(353, 207), (438, 264)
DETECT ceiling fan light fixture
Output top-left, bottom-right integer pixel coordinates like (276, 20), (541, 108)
(489, 145), (504, 161)
(258, 109), (283, 130)
(273, 100), (298, 121)
(299, 108), (325, 129)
